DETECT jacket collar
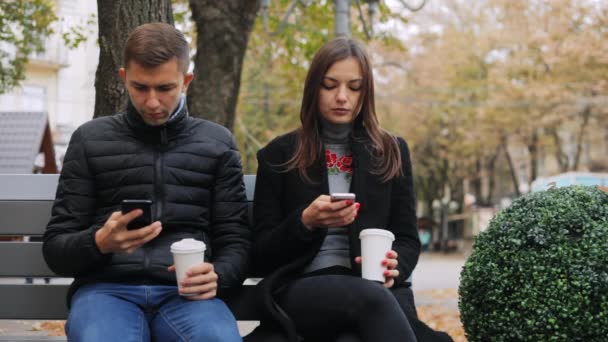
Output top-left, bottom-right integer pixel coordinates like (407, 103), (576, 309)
(124, 97), (190, 137)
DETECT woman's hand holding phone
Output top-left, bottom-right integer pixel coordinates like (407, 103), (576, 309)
(301, 193), (360, 230)
(94, 205), (163, 254)
(329, 193), (356, 202)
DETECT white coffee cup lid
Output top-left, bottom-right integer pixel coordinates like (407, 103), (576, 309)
(359, 228), (395, 241)
(170, 238), (206, 254)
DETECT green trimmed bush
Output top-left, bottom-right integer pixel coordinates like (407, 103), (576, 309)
(459, 185), (608, 341)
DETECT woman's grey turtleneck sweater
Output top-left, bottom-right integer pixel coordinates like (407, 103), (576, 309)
(303, 118), (354, 273)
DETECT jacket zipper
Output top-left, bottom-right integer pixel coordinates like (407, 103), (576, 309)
(155, 128), (167, 220)
(146, 127), (168, 272)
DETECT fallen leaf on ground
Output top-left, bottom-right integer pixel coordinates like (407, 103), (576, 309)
(416, 288), (459, 300)
(33, 321), (65, 336)
(416, 288), (467, 342)
(418, 304), (466, 342)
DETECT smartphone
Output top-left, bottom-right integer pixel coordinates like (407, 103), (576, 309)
(121, 199), (153, 230)
(330, 193), (356, 202)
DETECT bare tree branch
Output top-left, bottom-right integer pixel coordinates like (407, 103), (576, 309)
(354, 0), (372, 40)
(398, 0), (427, 12)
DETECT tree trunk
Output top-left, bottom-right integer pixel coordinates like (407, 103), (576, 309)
(188, 0), (260, 130)
(572, 105), (591, 171)
(485, 153), (497, 205)
(478, 145), (499, 206)
(502, 135), (521, 197)
(472, 157), (482, 205)
(94, 0), (173, 118)
(549, 127), (570, 172)
(527, 129), (538, 184)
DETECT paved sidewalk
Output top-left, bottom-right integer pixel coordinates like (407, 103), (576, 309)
(413, 252), (466, 310)
(413, 251), (466, 290)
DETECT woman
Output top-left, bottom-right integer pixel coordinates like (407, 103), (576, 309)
(248, 38), (451, 342)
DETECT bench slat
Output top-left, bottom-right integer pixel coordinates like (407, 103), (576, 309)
(0, 174), (59, 201)
(0, 175), (254, 236)
(0, 176), (253, 234)
(0, 337), (67, 341)
(0, 283), (259, 321)
(0, 201), (53, 235)
(0, 242), (55, 276)
(0, 285), (68, 319)
(0, 174), (254, 201)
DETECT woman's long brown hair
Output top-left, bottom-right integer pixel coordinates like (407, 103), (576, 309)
(284, 37), (403, 183)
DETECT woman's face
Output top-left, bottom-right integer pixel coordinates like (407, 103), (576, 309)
(318, 57), (363, 125)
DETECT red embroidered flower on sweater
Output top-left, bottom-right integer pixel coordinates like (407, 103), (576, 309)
(325, 150), (338, 168)
(338, 156), (353, 172)
(325, 149), (353, 175)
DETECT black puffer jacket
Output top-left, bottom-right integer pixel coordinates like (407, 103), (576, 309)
(43, 102), (250, 303)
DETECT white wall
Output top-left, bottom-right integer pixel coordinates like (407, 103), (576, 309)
(55, 0), (99, 133)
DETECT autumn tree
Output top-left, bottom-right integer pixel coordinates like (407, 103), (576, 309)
(0, 0), (56, 94)
(485, 0), (608, 176)
(377, 0), (608, 209)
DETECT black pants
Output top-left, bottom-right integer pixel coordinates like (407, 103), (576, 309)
(247, 273), (417, 342)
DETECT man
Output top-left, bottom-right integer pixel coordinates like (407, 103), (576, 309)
(43, 23), (249, 341)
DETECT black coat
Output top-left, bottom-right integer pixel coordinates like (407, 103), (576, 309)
(252, 128), (422, 340)
(43, 102), (251, 303)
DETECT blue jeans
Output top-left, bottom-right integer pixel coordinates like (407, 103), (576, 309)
(66, 282), (241, 342)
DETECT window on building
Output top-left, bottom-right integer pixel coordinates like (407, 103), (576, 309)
(22, 85), (47, 111)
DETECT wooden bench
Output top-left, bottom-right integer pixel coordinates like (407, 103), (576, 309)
(0, 173), (259, 340)
(0, 173), (414, 340)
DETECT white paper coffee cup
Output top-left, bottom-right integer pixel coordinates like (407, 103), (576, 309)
(170, 238), (206, 296)
(359, 229), (395, 282)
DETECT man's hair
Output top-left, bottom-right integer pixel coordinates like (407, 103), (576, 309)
(123, 22), (189, 74)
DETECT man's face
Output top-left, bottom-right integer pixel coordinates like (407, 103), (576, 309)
(119, 58), (193, 126)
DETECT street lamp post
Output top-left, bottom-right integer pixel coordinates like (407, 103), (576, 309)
(261, 0), (425, 37)
(335, 0), (382, 38)
(335, 0), (351, 37)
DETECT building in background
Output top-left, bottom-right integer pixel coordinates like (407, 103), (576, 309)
(0, 112), (56, 174)
(0, 0), (98, 170)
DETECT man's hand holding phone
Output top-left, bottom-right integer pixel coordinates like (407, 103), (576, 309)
(94, 200), (163, 254)
(301, 193), (360, 229)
